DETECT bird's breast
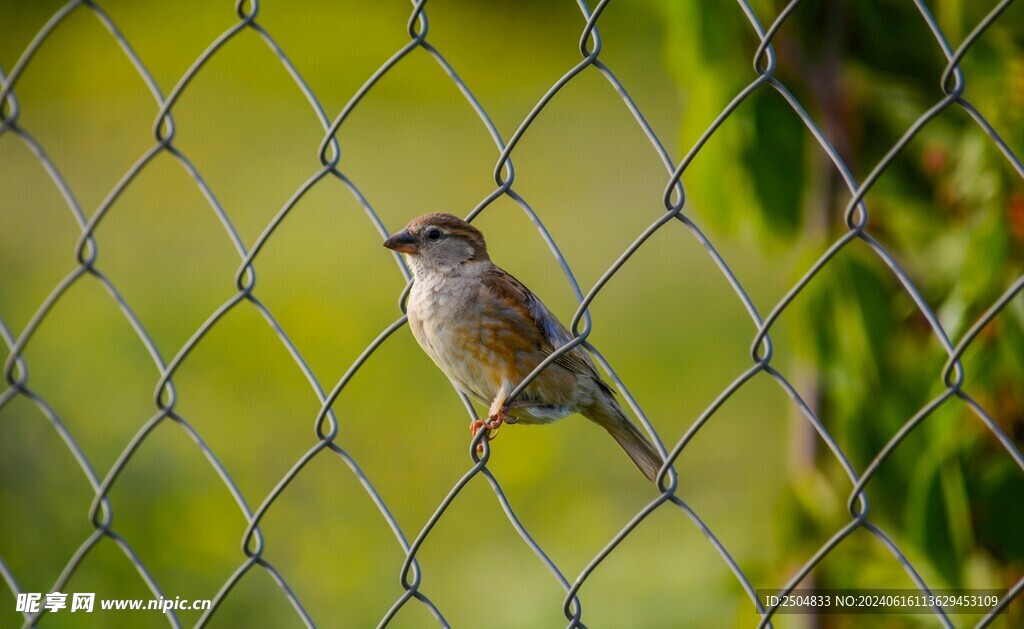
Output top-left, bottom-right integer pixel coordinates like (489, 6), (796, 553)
(406, 272), (578, 416)
(407, 275), (497, 402)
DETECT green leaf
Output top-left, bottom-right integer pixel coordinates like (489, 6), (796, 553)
(742, 93), (806, 238)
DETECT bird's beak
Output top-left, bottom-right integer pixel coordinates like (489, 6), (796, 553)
(383, 229), (419, 253)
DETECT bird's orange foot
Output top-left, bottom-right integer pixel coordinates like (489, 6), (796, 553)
(486, 406), (509, 430)
(470, 408), (509, 454)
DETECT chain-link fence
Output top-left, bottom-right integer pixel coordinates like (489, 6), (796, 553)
(1, 0), (1022, 627)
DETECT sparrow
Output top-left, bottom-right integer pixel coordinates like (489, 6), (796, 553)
(383, 212), (663, 481)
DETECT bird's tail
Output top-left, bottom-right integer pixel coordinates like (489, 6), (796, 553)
(585, 395), (664, 482)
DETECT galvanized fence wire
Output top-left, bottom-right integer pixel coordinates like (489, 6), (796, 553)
(0, 0), (1021, 626)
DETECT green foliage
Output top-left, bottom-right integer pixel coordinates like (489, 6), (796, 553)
(662, 0), (805, 242)
(662, 0), (1024, 613)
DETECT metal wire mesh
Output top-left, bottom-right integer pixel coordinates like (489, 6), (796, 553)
(1, 0), (1022, 627)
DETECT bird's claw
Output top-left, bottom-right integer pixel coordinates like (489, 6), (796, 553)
(486, 406), (508, 430)
(470, 407), (510, 454)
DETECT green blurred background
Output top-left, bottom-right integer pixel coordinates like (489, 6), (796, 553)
(1, 0), (1021, 627)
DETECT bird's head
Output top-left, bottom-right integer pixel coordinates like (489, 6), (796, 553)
(383, 213), (489, 274)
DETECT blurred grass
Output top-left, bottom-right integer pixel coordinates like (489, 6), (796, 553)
(0, 1), (803, 627)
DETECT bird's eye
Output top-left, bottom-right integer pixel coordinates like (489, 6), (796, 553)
(427, 228), (443, 241)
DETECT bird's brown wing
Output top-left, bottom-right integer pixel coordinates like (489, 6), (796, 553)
(481, 265), (614, 394)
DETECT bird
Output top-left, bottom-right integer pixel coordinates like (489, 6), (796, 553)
(383, 212), (664, 482)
